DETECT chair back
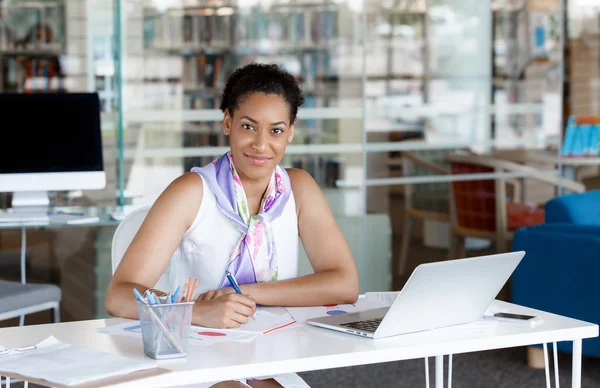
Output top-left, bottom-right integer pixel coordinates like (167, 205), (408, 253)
(449, 162), (497, 231)
(111, 206), (151, 274)
(111, 206), (174, 291)
(397, 150), (451, 216)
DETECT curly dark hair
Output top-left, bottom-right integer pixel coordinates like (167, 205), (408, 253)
(219, 63), (305, 123)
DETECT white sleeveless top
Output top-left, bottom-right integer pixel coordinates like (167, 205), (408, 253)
(159, 174), (299, 296)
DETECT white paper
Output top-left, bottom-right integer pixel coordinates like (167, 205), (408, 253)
(0, 336), (156, 386)
(286, 297), (389, 325)
(98, 321), (253, 346)
(365, 291), (401, 306)
(208, 306), (297, 335)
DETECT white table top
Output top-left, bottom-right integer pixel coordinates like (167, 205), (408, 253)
(0, 300), (597, 388)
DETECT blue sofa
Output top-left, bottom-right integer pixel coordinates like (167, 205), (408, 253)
(512, 189), (600, 357)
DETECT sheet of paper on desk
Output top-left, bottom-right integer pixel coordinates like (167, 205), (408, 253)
(0, 336), (156, 387)
(209, 306), (298, 335)
(365, 291), (401, 306)
(98, 321), (252, 346)
(286, 297), (389, 325)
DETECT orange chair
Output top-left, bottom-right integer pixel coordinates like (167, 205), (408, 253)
(445, 153), (586, 259)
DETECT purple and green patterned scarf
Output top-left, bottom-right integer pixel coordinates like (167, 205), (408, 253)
(191, 152), (291, 287)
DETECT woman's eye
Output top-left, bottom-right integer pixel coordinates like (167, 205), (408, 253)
(242, 124), (254, 131)
(272, 128), (283, 134)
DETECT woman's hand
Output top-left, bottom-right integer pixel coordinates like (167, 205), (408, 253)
(194, 293), (256, 328)
(197, 287), (236, 301)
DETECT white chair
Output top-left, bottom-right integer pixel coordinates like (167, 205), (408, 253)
(110, 205), (171, 291)
(111, 205), (151, 275)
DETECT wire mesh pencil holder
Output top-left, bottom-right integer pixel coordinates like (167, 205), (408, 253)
(136, 300), (194, 359)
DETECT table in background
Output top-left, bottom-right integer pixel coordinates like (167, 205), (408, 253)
(0, 207), (122, 323)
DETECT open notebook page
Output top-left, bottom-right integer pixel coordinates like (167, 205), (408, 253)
(0, 336), (156, 386)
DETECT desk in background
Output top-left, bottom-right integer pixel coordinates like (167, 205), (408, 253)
(0, 300), (597, 388)
(0, 207), (122, 322)
(493, 149), (600, 191)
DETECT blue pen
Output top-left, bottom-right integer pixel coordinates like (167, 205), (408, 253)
(133, 288), (146, 302)
(144, 290), (153, 304)
(144, 290), (159, 305)
(171, 286), (181, 303)
(225, 271), (255, 320)
(225, 270), (242, 294)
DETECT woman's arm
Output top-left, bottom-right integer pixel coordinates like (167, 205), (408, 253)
(105, 172), (257, 328)
(104, 172), (203, 319)
(239, 168), (359, 306)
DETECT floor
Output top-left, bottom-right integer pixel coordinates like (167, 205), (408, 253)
(300, 346), (600, 387)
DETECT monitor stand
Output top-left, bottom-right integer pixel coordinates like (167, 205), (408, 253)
(11, 191), (50, 217)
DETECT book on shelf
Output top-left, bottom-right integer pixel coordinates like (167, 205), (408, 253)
(2, 56), (64, 93)
(561, 116), (600, 157)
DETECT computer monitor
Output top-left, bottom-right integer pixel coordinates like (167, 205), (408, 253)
(0, 93), (106, 210)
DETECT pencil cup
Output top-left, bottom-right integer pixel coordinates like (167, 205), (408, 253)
(136, 300), (194, 359)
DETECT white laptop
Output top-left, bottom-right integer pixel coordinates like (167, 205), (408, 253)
(307, 251), (525, 339)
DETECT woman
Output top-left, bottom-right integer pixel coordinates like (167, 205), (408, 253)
(105, 63), (359, 388)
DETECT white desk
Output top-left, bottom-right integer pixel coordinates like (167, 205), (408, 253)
(0, 300), (597, 388)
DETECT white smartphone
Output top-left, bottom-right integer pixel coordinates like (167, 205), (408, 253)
(489, 312), (543, 324)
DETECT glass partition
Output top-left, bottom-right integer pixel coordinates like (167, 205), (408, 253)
(116, 0), (570, 295)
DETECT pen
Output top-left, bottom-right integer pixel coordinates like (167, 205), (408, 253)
(133, 288), (144, 302)
(144, 290), (158, 305)
(225, 270), (242, 294)
(171, 285), (181, 303)
(225, 270), (255, 320)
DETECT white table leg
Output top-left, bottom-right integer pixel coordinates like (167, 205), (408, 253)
(435, 355), (444, 388)
(424, 357), (430, 388)
(544, 343), (551, 388)
(448, 354), (452, 388)
(19, 227), (27, 326)
(572, 339), (582, 388)
(553, 342), (560, 388)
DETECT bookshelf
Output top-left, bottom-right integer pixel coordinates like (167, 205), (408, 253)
(139, 2), (350, 182)
(0, 0), (66, 93)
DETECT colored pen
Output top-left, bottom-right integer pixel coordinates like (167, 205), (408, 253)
(226, 270), (242, 293)
(225, 270), (255, 320)
(133, 288), (145, 302)
(171, 285), (181, 303)
(144, 290), (156, 305)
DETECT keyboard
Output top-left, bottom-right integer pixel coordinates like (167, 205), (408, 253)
(0, 212), (50, 223)
(340, 318), (383, 333)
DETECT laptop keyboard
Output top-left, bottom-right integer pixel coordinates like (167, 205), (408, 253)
(340, 318), (383, 333)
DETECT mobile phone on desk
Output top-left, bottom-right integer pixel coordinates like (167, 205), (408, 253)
(488, 312), (543, 324)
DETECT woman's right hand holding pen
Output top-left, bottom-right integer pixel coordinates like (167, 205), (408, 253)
(192, 293), (256, 328)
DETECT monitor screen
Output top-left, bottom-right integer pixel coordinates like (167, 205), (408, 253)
(0, 93), (103, 174)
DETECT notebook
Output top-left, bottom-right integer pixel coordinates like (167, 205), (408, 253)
(0, 336), (157, 387)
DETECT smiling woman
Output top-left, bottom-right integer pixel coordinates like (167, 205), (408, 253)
(104, 63), (359, 388)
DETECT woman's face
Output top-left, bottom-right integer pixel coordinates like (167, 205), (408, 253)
(223, 92), (294, 183)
